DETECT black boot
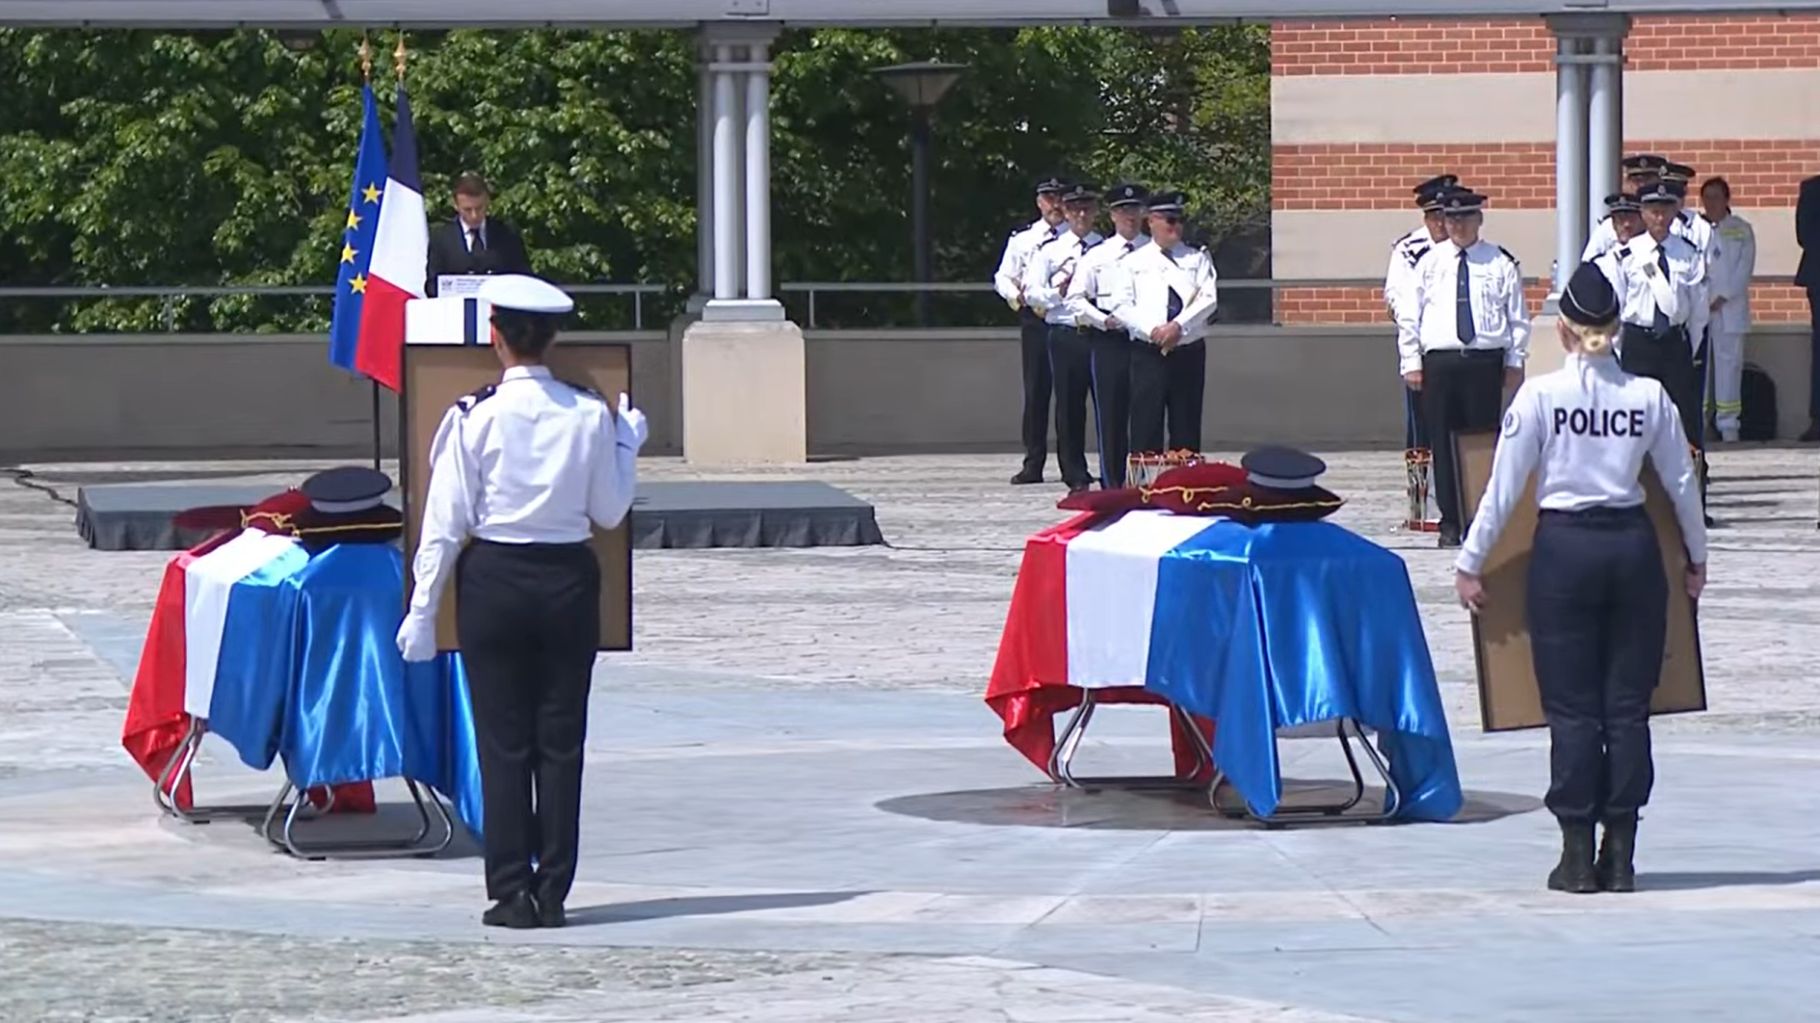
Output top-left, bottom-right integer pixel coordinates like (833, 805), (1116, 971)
(1596, 815), (1638, 893)
(481, 891), (540, 929)
(1547, 820), (1599, 894)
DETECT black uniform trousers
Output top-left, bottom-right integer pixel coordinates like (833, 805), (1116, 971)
(1086, 326), (1135, 489)
(1130, 339), (1207, 455)
(456, 539), (600, 907)
(1620, 324), (1706, 507)
(1420, 347), (1506, 535)
(1049, 323), (1095, 488)
(1018, 309), (1053, 477)
(1527, 506), (1667, 823)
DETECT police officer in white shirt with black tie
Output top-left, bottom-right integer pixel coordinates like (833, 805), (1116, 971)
(1023, 183), (1106, 493)
(1590, 192), (1644, 292)
(1387, 175), (1462, 494)
(994, 177), (1069, 485)
(1612, 180), (1708, 522)
(1109, 191), (1219, 457)
(1395, 188), (1530, 548)
(398, 274), (647, 930)
(1065, 182), (1151, 489)
(1455, 262), (1706, 896)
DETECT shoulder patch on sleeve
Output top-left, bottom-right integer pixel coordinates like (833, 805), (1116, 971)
(455, 384), (496, 414)
(1501, 407), (1522, 438)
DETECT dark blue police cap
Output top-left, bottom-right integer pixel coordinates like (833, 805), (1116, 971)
(1414, 174), (1460, 209)
(1146, 191), (1186, 215)
(1604, 191), (1641, 213)
(1036, 176), (1071, 196)
(1106, 182), (1150, 208)
(1060, 182), (1101, 204)
(1622, 154), (1668, 176)
(301, 466), (393, 514)
(1240, 446), (1327, 490)
(1439, 190), (1487, 215)
(1638, 180), (1681, 204)
(1662, 161), (1696, 183)
(1560, 262), (1620, 329)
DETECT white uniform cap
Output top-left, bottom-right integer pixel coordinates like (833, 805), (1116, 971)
(477, 274), (574, 314)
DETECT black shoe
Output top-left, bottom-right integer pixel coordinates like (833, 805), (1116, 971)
(536, 899), (567, 928)
(1065, 481), (1091, 495)
(481, 891), (540, 929)
(1596, 815), (1638, 893)
(1547, 820), (1600, 894)
(1011, 469), (1043, 485)
(1437, 527), (1461, 550)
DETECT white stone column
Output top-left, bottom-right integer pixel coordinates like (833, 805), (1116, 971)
(744, 39), (773, 303)
(711, 41), (742, 303)
(1587, 32), (1624, 239)
(695, 38), (715, 306)
(683, 22), (804, 465)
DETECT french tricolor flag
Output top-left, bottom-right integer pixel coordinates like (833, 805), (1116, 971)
(122, 530), (372, 812)
(353, 87), (429, 392)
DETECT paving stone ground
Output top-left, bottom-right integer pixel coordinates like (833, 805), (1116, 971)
(2, 448), (1819, 1022)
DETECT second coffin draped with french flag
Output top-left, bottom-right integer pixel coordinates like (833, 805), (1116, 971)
(988, 509), (1463, 822)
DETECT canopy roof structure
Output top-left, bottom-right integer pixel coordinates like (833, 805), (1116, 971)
(10, 0), (1820, 28)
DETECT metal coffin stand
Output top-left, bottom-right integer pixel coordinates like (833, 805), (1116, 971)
(1048, 689), (1211, 790)
(1049, 698), (1402, 827)
(1204, 719), (1401, 828)
(154, 717), (457, 860)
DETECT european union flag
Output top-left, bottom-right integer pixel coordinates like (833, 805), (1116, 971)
(329, 85), (388, 376)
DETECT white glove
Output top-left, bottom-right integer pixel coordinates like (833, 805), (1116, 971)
(617, 393), (649, 452)
(396, 613), (438, 663)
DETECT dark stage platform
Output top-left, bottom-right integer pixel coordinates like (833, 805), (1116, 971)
(75, 478), (883, 552)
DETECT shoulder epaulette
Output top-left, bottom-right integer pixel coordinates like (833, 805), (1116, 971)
(1617, 246), (1631, 261)
(1498, 245), (1518, 265)
(1038, 234), (1065, 249)
(560, 378), (605, 401)
(455, 384), (496, 414)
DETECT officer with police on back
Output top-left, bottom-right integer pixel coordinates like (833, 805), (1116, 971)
(1455, 261), (1707, 894)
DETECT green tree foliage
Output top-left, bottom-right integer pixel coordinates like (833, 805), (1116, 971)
(0, 24), (1267, 333)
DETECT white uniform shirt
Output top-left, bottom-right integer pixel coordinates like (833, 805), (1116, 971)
(1107, 241), (1220, 344)
(1385, 225), (1441, 324)
(1064, 232), (1150, 330)
(1703, 212), (1756, 334)
(1022, 229), (1104, 326)
(1395, 238), (1530, 376)
(1583, 210), (1709, 262)
(1457, 352), (1707, 576)
(406, 365), (644, 626)
(993, 218), (1062, 311)
(1610, 232), (1703, 329)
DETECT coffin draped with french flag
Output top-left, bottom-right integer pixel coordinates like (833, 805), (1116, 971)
(122, 528), (484, 836)
(987, 508), (1463, 821)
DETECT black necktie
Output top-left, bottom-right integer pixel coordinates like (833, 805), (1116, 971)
(1652, 248), (1670, 332)
(470, 227), (486, 253)
(1455, 249), (1476, 343)
(1161, 248), (1184, 320)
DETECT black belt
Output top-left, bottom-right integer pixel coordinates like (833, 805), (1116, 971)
(472, 537), (591, 551)
(1621, 323), (1689, 342)
(1539, 504), (1648, 523)
(1423, 346), (1506, 359)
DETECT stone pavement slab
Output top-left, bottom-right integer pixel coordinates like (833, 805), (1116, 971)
(2, 450), (1820, 1022)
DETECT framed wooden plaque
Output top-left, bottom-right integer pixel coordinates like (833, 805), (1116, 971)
(399, 341), (633, 653)
(1455, 428), (1706, 732)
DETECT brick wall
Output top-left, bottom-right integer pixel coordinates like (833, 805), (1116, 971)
(1271, 20), (1552, 75)
(1278, 282), (1810, 326)
(1628, 15), (1820, 70)
(1273, 141), (1820, 211)
(1271, 14), (1820, 76)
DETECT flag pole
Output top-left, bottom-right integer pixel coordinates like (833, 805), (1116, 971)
(357, 34), (384, 473)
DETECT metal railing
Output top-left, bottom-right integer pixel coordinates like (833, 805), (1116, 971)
(4, 275), (1798, 333)
(0, 283), (670, 331)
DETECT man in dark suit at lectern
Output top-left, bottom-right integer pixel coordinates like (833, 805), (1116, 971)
(426, 172), (533, 297)
(1795, 174), (1820, 440)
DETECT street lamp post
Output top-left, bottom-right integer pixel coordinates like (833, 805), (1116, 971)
(874, 60), (966, 325)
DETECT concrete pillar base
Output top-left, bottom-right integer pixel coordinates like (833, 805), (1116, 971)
(680, 317), (807, 465)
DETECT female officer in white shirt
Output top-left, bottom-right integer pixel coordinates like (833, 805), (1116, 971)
(397, 274), (647, 929)
(1454, 262), (1708, 895)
